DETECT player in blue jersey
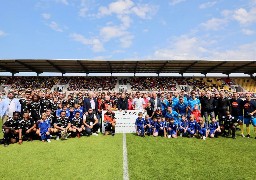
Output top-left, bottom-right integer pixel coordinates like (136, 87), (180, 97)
(165, 106), (180, 125)
(243, 93), (256, 138)
(167, 118), (177, 138)
(188, 91), (201, 116)
(179, 115), (188, 137)
(38, 113), (51, 142)
(144, 115), (153, 136)
(187, 115), (197, 138)
(196, 117), (208, 140)
(135, 112), (145, 137)
(208, 117), (221, 138)
(153, 116), (166, 137)
(175, 96), (188, 117)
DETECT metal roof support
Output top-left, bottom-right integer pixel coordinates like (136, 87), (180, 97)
(107, 61), (113, 74)
(77, 60), (89, 74)
(46, 60), (65, 74)
(157, 61), (169, 74)
(133, 61), (139, 74)
(180, 61), (198, 74)
(0, 64), (18, 74)
(16, 60), (42, 74)
(226, 61), (255, 74)
(203, 61), (226, 74)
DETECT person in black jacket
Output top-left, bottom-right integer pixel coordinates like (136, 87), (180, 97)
(201, 91), (215, 127)
(117, 93), (128, 111)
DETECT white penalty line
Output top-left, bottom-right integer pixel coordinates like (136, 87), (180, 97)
(123, 133), (129, 180)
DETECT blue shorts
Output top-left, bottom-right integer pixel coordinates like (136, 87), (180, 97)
(209, 129), (215, 135)
(169, 129), (177, 136)
(244, 117), (251, 125)
(252, 118), (256, 126)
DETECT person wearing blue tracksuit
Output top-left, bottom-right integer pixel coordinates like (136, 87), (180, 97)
(135, 112), (145, 137)
(38, 113), (51, 142)
(196, 117), (208, 140)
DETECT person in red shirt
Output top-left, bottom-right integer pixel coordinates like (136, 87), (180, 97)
(192, 105), (201, 122)
(103, 107), (116, 136)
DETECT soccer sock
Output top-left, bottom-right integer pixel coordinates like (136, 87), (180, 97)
(240, 124), (244, 135)
(246, 126), (250, 135)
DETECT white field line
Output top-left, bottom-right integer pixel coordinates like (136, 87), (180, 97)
(123, 133), (129, 180)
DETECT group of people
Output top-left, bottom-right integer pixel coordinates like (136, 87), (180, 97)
(1, 88), (256, 146)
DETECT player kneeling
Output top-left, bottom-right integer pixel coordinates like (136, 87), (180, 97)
(187, 115), (197, 138)
(53, 111), (71, 140)
(18, 112), (36, 144)
(71, 111), (84, 138)
(38, 113), (51, 142)
(144, 115), (153, 136)
(135, 112), (145, 137)
(196, 117), (208, 140)
(153, 116), (166, 137)
(208, 117), (221, 138)
(167, 118), (177, 138)
(222, 111), (236, 139)
(179, 115), (188, 137)
(103, 108), (116, 136)
(2, 112), (20, 147)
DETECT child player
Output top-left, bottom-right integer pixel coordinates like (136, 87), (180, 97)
(208, 117), (221, 138)
(167, 118), (177, 138)
(144, 114), (153, 136)
(135, 112), (145, 137)
(187, 114), (197, 138)
(179, 115), (188, 137)
(38, 113), (51, 142)
(153, 116), (166, 137)
(196, 117), (208, 140)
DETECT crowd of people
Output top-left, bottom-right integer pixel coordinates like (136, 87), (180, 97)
(1, 86), (256, 146)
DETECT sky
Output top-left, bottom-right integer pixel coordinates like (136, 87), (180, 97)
(0, 0), (256, 61)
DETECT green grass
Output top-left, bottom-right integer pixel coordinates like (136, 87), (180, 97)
(0, 134), (123, 180)
(1, 118), (256, 180)
(126, 133), (256, 180)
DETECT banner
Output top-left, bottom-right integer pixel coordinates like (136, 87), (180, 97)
(102, 110), (147, 133)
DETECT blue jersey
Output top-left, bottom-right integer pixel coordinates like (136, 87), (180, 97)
(154, 121), (165, 130)
(209, 122), (219, 131)
(165, 111), (179, 121)
(188, 120), (197, 130)
(145, 118), (153, 126)
(179, 120), (188, 129)
(188, 98), (200, 111)
(168, 123), (177, 131)
(135, 118), (145, 127)
(197, 122), (206, 131)
(175, 102), (188, 115)
(73, 108), (83, 118)
(39, 120), (50, 133)
(172, 97), (179, 107)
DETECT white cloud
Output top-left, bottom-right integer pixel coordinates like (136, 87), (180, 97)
(119, 34), (133, 48)
(242, 28), (255, 35)
(70, 33), (105, 52)
(201, 18), (228, 30)
(98, 0), (134, 16)
(55, 0), (69, 5)
(233, 8), (256, 25)
(169, 0), (186, 6)
(211, 41), (256, 60)
(153, 36), (209, 60)
(79, 0), (89, 17)
(41, 13), (51, 20)
(0, 30), (7, 37)
(48, 21), (63, 32)
(199, 1), (217, 9)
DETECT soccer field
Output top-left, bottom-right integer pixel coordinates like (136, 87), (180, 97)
(0, 131), (256, 180)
